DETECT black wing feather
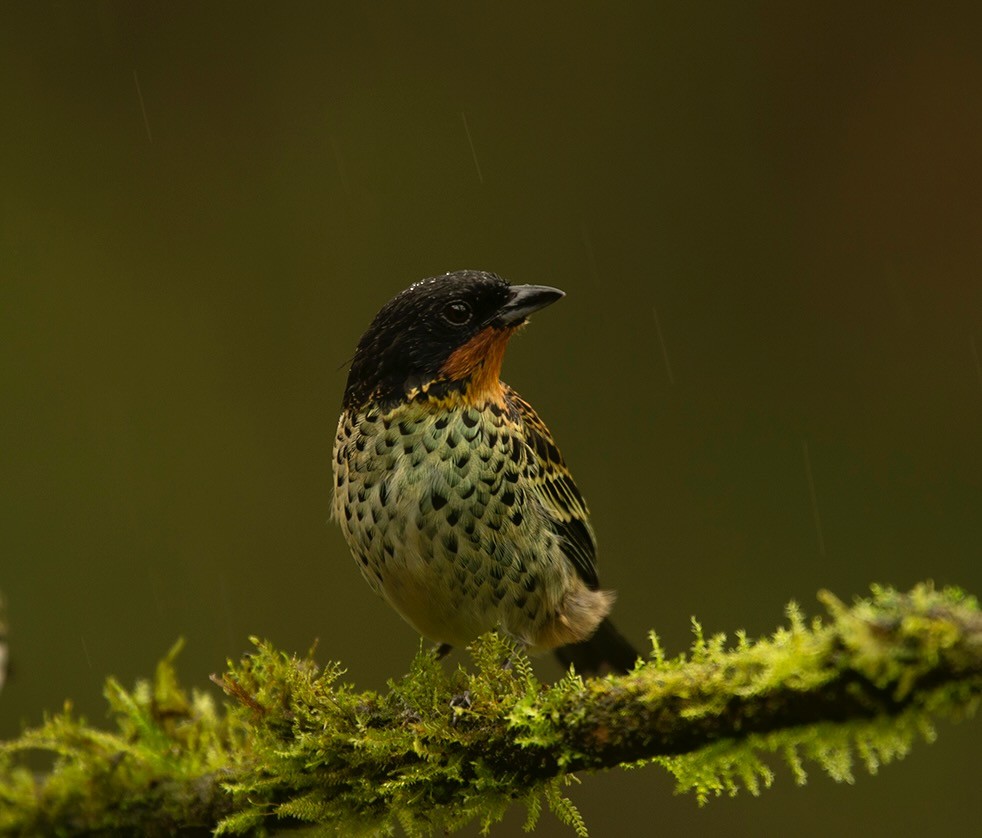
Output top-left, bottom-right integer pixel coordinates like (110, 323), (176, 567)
(506, 388), (600, 589)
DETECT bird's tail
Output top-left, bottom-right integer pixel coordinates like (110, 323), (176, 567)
(553, 617), (638, 676)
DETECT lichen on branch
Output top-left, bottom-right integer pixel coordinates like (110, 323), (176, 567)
(0, 583), (979, 836)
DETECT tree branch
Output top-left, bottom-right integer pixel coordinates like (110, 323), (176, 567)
(1, 583), (979, 835)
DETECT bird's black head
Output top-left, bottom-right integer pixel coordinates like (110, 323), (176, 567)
(343, 270), (564, 410)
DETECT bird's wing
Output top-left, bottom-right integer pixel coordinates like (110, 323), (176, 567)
(506, 388), (600, 589)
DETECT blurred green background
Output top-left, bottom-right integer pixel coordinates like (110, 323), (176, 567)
(2, 3), (981, 835)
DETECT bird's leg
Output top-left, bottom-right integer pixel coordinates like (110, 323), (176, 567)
(432, 641), (471, 721)
(501, 633), (529, 671)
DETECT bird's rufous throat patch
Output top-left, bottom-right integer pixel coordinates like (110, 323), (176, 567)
(440, 325), (515, 405)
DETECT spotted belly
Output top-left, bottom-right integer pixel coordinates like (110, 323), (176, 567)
(332, 400), (572, 648)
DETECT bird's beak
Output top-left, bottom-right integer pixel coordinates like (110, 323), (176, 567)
(494, 284), (566, 327)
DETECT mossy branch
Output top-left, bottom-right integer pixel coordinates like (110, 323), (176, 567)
(1, 583), (979, 835)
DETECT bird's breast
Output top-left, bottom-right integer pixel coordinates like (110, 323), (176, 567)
(332, 397), (563, 645)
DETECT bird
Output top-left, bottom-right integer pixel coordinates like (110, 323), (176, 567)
(331, 269), (637, 675)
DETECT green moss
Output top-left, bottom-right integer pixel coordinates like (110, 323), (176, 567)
(0, 638), (243, 835)
(0, 583), (979, 835)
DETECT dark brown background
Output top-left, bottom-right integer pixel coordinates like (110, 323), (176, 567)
(2, 3), (980, 835)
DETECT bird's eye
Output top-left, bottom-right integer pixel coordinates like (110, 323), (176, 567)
(441, 300), (473, 326)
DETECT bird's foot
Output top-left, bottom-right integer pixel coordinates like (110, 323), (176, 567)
(449, 690), (472, 726)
